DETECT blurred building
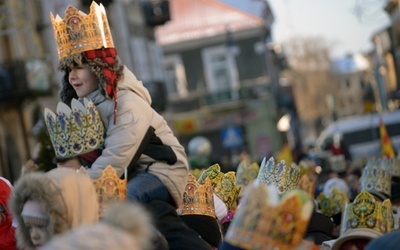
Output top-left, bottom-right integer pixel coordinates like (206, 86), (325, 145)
(330, 53), (372, 117)
(155, 0), (283, 168)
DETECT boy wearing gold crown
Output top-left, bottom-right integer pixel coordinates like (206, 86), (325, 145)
(47, 3), (219, 250)
(50, 2), (188, 210)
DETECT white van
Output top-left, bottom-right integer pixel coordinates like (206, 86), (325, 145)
(314, 110), (400, 165)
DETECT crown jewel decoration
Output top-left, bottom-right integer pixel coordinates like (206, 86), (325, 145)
(44, 98), (105, 159)
(257, 157), (300, 194)
(177, 173), (216, 217)
(225, 181), (313, 250)
(198, 164), (240, 210)
(50, 2), (114, 59)
(317, 188), (349, 217)
(340, 190), (394, 236)
(78, 166), (126, 217)
(235, 161), (259, 187)
(361, 158), (392, 200)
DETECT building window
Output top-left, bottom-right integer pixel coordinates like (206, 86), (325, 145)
(163, 55), (188, 98)
(201, 46), (238, 92)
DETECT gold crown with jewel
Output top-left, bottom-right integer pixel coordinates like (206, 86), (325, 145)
(78, 166), (126, 217)
(50, 2), (114, 59)
(361, 158), (392, 200)
(340, 190), (394, 236)
(296, 160), (317, 198)
(235, 161), (259, 187)
(44, 98), (105, 160)
(177, 173), (216, 217)
(257, 157), (300, 194)
(317, 188), (349, 217)
(225, 181), (313, 250)
(198, 164), (240, 210)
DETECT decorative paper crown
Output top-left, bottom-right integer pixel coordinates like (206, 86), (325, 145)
(177, 173), (215, 217)
(50, 2), (114, 59)
(361, 158), (392, 200)
(235, 161), (259, 187)
(78, 165), (126, 217)
(257, 157), (300, 194)
(44, 98), (105, 159)
(317, 188), (349, 217)
(297, 174), (315, 198)
(189, 168), (205, 180)
(198, 164), (240, 210)
(340, 190), (394, 236)
(225, 181), (313, 250)
(389, 156), (399, 177)
(328, 154), (347, 173)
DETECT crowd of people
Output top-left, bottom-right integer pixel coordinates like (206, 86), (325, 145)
(1, 1), (400, 250)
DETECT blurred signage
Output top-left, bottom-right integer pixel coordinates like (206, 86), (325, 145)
(221, 126), (243, 149)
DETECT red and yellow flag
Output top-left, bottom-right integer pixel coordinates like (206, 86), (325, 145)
(379, 114), (396, 158)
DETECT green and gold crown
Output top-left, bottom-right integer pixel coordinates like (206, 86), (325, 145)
(340, 190), (394, 236)
(78, 165), (126, 217)
(235, 161), (259, 187)
(198, 164), (240, 210)
(257, 157), (300, 194)
(50, 2), (114, 59)
(317, 188), (349, 217)
(44, 98), (105, 159)
(225, 180), (314, 250)
(177, 173), (215, 217)
(361, 158), (392, 200)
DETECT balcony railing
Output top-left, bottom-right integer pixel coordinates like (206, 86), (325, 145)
(167, 77), (270, 112)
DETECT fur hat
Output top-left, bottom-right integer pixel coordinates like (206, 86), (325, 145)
(58, 48), (123, 106)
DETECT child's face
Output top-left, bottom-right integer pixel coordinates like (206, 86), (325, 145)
(22, 200), (50, 248)
(23, 216), (50, 247)
(68, 65), (98, 98)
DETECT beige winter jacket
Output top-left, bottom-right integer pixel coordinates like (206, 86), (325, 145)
(85, 67), (189, 207)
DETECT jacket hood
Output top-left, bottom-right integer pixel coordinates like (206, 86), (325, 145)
(117, 67), (152, 105)
(0, 177), (12, 215)
(10, 168), (99, 249)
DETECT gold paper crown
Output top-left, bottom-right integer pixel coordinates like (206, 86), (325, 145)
(44, 98), (105, 159)
(225, 181), (313, 250)
(235, 161), (259, 187)
(177, 173), (215, 217)
(317, 188), (349, 217)
(78, 165), (126, 217)
(297, 174), (315, 198)
(340, 190), (394, 236)
(198, 164), (240, 210)
(257, 157), (300, 194)
(361, 158), (392, 200)
(50, 2), (114, 59)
